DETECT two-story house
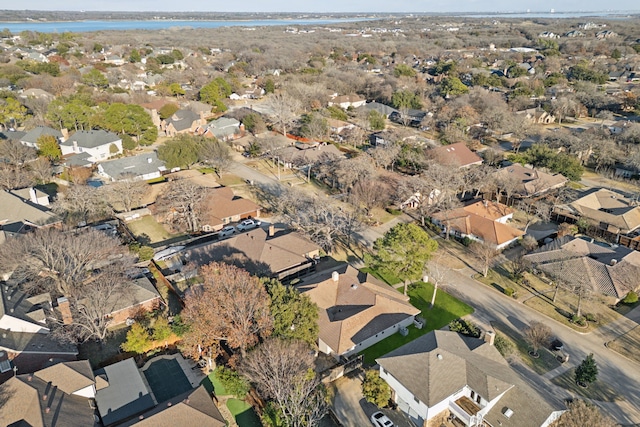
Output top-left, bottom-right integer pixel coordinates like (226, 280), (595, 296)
(59, 130), (123, 163)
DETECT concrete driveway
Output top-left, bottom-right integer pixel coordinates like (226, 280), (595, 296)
(331, 372), (415, 427)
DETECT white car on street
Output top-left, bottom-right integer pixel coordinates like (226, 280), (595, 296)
(236, 219), (262, 231)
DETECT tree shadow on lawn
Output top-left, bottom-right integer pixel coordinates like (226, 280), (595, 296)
(550, 368), (623, 403)
(227, 398), (262, 427)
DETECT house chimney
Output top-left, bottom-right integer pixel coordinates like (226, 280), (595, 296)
(29, 188), (38, 204)
(147, 157), (153, 163)
(61, 128), (69, 140)
(332, 271), (339, 282)
(484, 330), (496, 346)
(45, 407), (50, 413)
(268, 224), (275, 237)
(57, 297), (73, 325)
(72, 140), (78, 153)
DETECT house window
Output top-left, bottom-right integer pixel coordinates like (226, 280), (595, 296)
(383, 368), (388, 375)
(0, 359), (11, 373)
(476, 394), (481, 404)
(414, 396), (420, 404)
(470, 391), (475, 400)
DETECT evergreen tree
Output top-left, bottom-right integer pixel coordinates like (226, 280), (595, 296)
(575, 353), (598, 386)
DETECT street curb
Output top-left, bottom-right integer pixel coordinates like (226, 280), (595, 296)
(603, 341), (640, 367)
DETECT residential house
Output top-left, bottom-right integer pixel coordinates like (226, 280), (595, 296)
(516, 108), (556, 124)
(184, 226), (320, 283)
(95, 358), (156, 426)
(279, 141), (345, 169)
(0, 278), (79, 381)
(296, 264), (420, 359)
(118, 385), (226, 427)
(328, 94), (366, 109)
(0, 188), (60, 243)
(104, 277), (162, 326)
(60, 130), (123, 163)
(389, 109), (428, 127)
(98, 151), (167, 182)
(198, 186), (261, 232)
(19, 126), (63, 149)
(428, 142), (483, 168)
(524, 235), (640, 301)
(327, 118), (355, 135)
(0, 360), (97, 426)
(554, 188), (640, 240)
(492, 164), (568, 200)
(195, 117), (243, 141)
(357, 101), (398, 118)
(432, 200), (524, 250)
(377, 330), (563, 427)
(19, 88), (55, 101)
(159, 109), (206, 137)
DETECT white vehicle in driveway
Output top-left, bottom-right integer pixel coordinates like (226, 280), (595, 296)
(370, 411), (394, 427)
(218, 226), (237, 238)
(236, 219), (261, 231)
(153, 245), (185, 261)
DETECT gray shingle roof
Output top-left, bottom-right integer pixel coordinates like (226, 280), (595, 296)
(20, 126), (62, 145)
(98, 151), (166, 180)
(167, 109), (199, 132)
(95, 357), (155, 426)
(0, 190), (58, 226)
(377, 330), (559, 427)
(60, 130), (121, 149)
(524, 236), (640, 299)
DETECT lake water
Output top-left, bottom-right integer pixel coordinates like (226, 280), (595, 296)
(0, 18), (367, 33)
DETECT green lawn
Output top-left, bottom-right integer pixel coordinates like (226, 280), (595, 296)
(360, 281), (474, 364)
(360, 267), (402, 286)
(492, 322), (561, 375)
(227, 398), (263, 427)
(550, 368), (623, 402)
(126, 215), (180, 244)
(200, 369), (230, 397)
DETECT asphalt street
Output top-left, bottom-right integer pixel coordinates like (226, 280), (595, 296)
(226, 157), (640, 426)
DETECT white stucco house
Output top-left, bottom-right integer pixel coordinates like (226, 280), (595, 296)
(377, 330), (564, 427)
(59, 130), (123, 163)
(97, 151), (166, 182)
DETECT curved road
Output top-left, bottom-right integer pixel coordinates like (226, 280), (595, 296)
(227, 157), (640, 425)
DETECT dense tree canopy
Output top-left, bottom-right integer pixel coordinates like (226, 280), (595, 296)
(265, 279), (319, 346)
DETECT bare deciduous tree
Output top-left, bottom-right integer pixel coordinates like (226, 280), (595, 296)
(27, 157), (53, 184)
(182, 262), (272, 358)
(470, 241), (498, 277)
(266, 92), (301, 137)
(155, 179), (207, 233)
(551, 399), (618, 427)
(198, 138), (232, 177)
(0, 228), (131, 296)
(524, 321), (552, 357)
(241, 338), (328, 427)
(53, 184), (112, 225)
(104, 176), (149, 212)
(0, 163), (34, 190)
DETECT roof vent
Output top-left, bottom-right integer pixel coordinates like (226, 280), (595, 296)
(351, 283), (358, 290)
(610, 259), (617, 266)
(503, 408), (514, 419)
(437, 354), (443, 360)
(167, 402), (172, 407)
(332, 271), (339, 282)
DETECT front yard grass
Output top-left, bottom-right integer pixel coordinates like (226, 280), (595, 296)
(607, 325), (640, 365)
(359, 267), (402, 286)
(360, 281), (473, 364)
(126, 215), (182, 244)
(226, 398), (263, 427)
(477, 267), (621, 333)
(216, 173), (246, 187)
(550, 368), (623, 402)
(491, 322), (561, 375)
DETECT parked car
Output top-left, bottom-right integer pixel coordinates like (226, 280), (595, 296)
(219, 226), (236, 238)
(370, 411), (394, 427)
(153, 245), (185, 261)
(236, 218), (261, 231)
(551, 339), (564, 351)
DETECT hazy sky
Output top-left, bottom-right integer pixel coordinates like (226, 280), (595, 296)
(7, 1), (640, 13)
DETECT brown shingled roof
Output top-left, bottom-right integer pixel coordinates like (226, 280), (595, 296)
(199, 187), (260, 229)
(297, 264), (419, 355)
(429, 142), (483, 168)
